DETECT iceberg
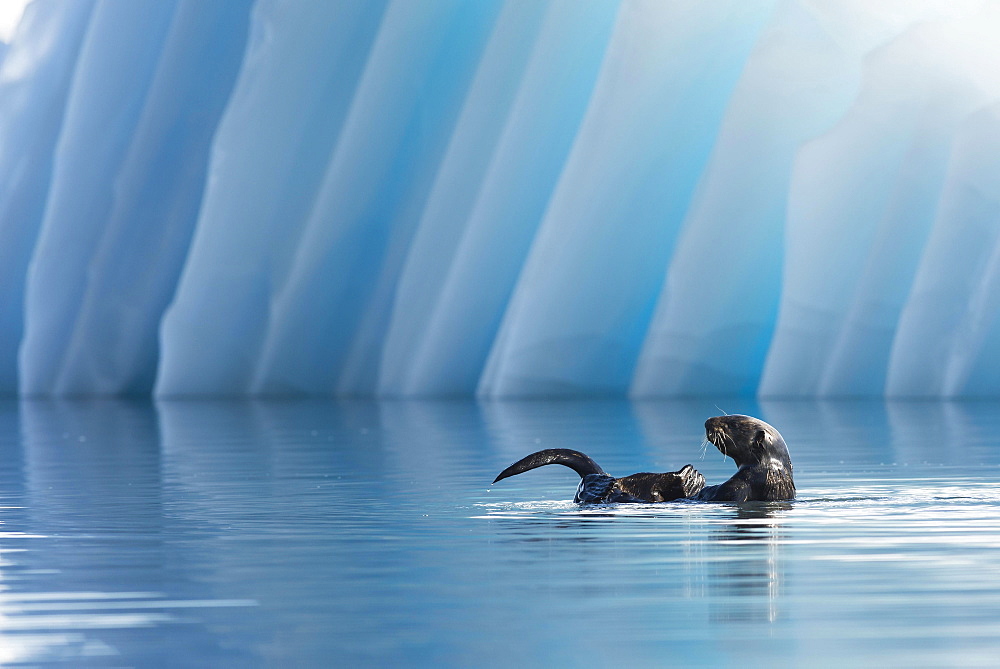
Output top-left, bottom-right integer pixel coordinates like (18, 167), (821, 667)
(0, 0), (96, 392)
(2, 0), (1000, 398)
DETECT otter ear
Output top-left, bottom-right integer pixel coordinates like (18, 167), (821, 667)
(754, 430), (768, 447)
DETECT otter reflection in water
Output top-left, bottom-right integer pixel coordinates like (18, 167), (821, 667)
(492, 414), (794, 503)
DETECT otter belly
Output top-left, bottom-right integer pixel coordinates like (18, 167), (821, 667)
(574, 467), (705, 504)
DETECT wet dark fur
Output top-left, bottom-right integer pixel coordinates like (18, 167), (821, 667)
(492, 415), (795, 504)
(492, 449), (705, 503)
(697, 414), (795, 502)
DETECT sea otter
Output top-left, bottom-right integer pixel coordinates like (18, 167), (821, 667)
(696, 414), (795, 502)
(492, 414), (794, 503)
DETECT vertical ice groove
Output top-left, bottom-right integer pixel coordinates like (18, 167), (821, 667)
(479, 0), (775, 398)
(50, 0), (254, 396)
(950, 217), (1000, 396)
(19, 0), (181, 396)
(818, 17), (1000, 396)
(378, 0), (619, 397)
(324, 0), (510, 397)
(761, 4), (1000, 397)
(156, 0), (390, 396)
(251, 0), (503, 396)
(375, 0), (551, 397)
(411, 0), (620, 398)
(0, 0), (96, 393)
(631, 0), (876, 398)
(887, 104), (1000, 396)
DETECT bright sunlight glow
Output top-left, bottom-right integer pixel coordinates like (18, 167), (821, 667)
(0, 0), (31, 43)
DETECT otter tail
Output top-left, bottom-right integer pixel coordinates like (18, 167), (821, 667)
(493, 449), (607, 484)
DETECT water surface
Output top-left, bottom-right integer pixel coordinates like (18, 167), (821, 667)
(1, 398), (999, 666)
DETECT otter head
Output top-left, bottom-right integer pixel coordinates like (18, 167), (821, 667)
(705, 414), (792, 471)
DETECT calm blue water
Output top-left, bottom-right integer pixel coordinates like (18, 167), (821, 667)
(1, 398), (999, 666)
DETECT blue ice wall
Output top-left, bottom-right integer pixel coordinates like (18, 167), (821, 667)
(2, 0), (1000, 398)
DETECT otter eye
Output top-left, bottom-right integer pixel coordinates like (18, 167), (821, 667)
(754, 430), (768, 446)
